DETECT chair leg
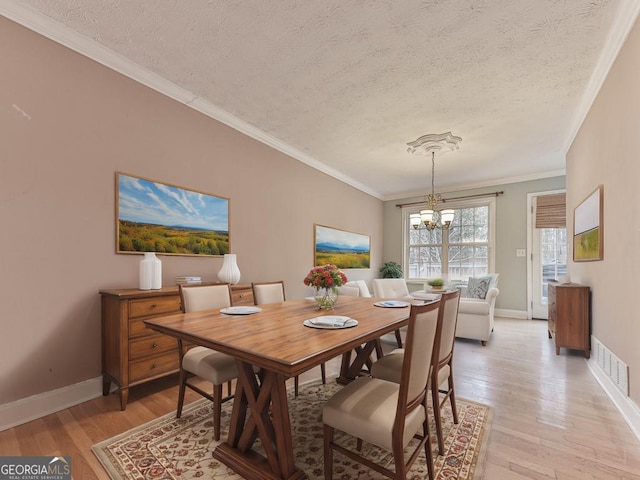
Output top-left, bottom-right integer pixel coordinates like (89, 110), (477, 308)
(394, 329), (403, 348)
(431, 381), (445, 455)
(323, 424), (334, 480)
(176, 368), (188, 418)
(320, 362), (326, 384)
(449, 375), (459, 424)
(392, 440), (406, 480)
(423, 404), (435, 480)
(213, 383), (223, 441)
(294, 376), (299, 397)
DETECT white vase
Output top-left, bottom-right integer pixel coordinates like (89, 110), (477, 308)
(217, 253), (241, 284)
(139, 252), (162, 290)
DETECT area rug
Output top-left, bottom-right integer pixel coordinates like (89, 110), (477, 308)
(93, 380), (491, 480)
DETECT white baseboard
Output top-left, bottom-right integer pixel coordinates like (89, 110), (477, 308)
(587, 357), (640, 442)
(0, 376), (104, 432)
(495, 308), (528, 319)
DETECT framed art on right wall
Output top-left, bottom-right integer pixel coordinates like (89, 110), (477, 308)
(573, 185), (603, 261)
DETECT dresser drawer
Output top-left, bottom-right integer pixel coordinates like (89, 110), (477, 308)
(231, 286), (254, 306)
(129, 333), (178, 361)
(129, 296), (181, 319)
(129, 352), (180, 383)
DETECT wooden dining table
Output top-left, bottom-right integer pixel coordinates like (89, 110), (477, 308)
(144, 295), (411, 480)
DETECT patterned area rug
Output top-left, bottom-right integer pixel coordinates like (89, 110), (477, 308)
(93, 380), (491, 480)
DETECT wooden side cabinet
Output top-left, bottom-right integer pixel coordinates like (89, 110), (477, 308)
(547, 281), (590, 358)
(100, 283), (253, 410)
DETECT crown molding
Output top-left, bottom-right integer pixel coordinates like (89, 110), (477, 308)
(383, 168), (566, 202)
(563, 0), (640, 153)
(0, 1), (384, 200)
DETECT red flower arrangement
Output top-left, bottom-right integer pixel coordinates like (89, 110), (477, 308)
(303, 264), (348, 290)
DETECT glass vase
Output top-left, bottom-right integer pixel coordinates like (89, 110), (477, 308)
(314, 287), (338, 310)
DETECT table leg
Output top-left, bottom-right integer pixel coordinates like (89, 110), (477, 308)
(337, 339), (380, 385)
(213, 361), (305, 480)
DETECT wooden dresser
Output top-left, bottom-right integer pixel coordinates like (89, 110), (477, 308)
(547, 281), (590, 358)
(100, 283), (254, 410)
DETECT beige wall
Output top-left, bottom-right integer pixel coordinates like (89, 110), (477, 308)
(0, 18), (383, 405)
(567, 17), (640, 405)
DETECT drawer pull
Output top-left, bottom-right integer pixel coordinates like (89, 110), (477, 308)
(150, 303), (158, 308)
(151, 363), (157, 369)
(239, 294), (245, 298)
(152, 343), (158, 348)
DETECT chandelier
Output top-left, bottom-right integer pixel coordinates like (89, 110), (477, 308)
(407, 132), (462, 230)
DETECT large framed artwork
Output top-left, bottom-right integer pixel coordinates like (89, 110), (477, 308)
(116, 172), (230, 256)
(314, 224), (370, 269)
(573, 185), (603, 262)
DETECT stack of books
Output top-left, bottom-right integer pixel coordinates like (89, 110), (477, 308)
(176, 276), (202, 285)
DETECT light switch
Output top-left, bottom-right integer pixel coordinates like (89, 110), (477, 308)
(516, 249), (526, 257)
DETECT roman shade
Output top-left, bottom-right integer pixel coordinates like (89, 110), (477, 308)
(535, 193), (566, 228)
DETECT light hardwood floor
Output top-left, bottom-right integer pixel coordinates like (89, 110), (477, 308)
(1, 317), (639, 479)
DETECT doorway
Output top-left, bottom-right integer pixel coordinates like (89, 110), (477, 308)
(527, 191), (567, 320)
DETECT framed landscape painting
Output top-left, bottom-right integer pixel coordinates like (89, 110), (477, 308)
(314, 224), (370, 269)
(116, 172), (230, 256)
(573, 185), (603, 261)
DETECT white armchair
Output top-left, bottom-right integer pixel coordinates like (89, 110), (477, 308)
(456, 274), (499, 346)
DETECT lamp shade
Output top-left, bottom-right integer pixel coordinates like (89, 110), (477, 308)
(441, 209), (455, 224)
(410, 213), (421, 229)
(420, 209), (434, 224)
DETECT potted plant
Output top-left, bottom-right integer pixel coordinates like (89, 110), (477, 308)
(379, 261), (403, 278)
(426, 278), (445, 290)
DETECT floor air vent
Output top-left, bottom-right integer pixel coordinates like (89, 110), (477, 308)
(593, 336), (629, 396)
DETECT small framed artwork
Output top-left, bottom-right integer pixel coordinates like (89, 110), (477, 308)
(314, 224), (370, 269)
(116, 172), (230, 256)
(573, 185), (603, 261)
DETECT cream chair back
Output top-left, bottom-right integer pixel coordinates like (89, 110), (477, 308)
(344, 280), (372, 297)
(179, 283), (232, 313)
(437, 289), (461, 363)
(372, 278), (410, 298)
(252, 281), (285, 305)
(399, 301), (440, 406)
(337, 285), (360, 297)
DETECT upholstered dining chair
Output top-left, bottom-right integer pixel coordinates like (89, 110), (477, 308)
(336, 285), (360, 297)
(177, 282), (236, 440)
(372, 278), (412, 347)
(344, 279), (372, 297)
(372, 278), (412, 299)
(251, 280), (286, 305)
(323, 300), (440, 480)
(252, 281), (326, 396)
(371, 288), (461, 455)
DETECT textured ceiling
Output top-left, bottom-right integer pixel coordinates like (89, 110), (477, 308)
(3, 1), (637, 199)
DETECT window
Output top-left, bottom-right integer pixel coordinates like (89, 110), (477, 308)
(540, 227), (567, 302)
(404, 197), (495, 282)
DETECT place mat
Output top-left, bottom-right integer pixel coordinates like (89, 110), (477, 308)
(374, 300), (411, 308)
(220, 306), (262, 315)
(303, 315), (357, 329)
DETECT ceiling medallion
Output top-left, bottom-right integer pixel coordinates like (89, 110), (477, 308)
(407, 132), (462, 230)
(406, 131), (462, 156)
